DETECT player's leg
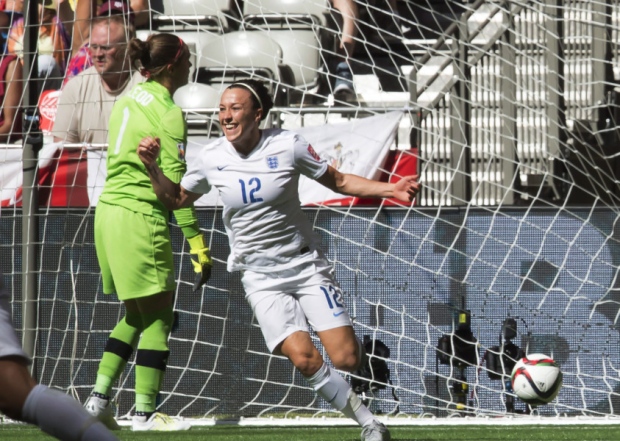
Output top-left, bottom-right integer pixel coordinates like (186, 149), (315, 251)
(21, 382), (120, 441)
(96, 206), (189, 431)
(131, 290), (190, 431)
(0, 277), (118, 441)
(86, 203), (142, 428)
(84, 310), (141, 429)
(297, 266), (390, 441)
(244, 265), (388, 439)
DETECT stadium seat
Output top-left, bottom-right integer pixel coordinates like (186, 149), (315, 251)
(242, 0), (330, 98)
(196, 31), (295, 106)
(173, 83), (222, 138)
(150, 0), (236, 33)
(242, 0), (329, 27)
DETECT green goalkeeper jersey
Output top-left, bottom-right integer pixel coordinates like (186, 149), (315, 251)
(99, 81), (189, 221)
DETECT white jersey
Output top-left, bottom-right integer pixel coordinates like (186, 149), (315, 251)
(181, 128), (328, 272)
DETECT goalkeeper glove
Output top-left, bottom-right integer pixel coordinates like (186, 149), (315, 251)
(187, 234), (212, 292)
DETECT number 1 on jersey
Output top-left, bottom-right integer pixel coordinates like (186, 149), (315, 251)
(113, 106), (130, 155)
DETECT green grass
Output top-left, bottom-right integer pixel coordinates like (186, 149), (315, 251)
(1, 424), (620, 440)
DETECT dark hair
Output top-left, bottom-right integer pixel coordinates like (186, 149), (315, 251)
(227, 79), (273, 121)
(128, 33), (187, 79)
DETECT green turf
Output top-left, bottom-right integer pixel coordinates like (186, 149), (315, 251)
(1, 424), (619, 441)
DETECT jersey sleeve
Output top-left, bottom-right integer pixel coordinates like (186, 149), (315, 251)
(181, 145), (212, 195)
(292, 133), (328, 179)
(158, 106), (187, 184)
(51, 79), (80, 142)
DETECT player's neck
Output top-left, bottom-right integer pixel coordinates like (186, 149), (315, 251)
(232, 130), (262, 156)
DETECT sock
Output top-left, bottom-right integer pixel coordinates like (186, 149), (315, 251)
(94, 312), (142, 396)
(135, 306), (173, 413)
(22, 384), (119, 441)
(305, 363), (375, 427)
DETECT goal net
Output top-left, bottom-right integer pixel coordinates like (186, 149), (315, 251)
(1, 0), (619, 424)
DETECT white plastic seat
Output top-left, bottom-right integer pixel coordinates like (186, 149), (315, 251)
(242, 0), (328, 28)
(242, 0), (329, 93)
(173, 83), (222, 138)
(151, 0), (235, 32)
(197, 31), (294, 105)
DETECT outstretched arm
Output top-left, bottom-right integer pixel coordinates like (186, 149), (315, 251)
(137, 136), (201, 210)
(316, 165), (421, 202)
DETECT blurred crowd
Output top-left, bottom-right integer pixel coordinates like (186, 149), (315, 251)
(0, 0), (415, 144)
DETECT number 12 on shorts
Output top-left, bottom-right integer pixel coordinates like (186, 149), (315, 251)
(321, 285), (344, 316)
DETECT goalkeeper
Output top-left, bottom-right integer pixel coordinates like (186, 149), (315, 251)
(85, 33), (211, 432)
(137, 79), (420, 441)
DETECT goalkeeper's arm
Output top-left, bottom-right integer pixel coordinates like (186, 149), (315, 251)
(175, 207), (212, 292)
(138, 136), (212, 291)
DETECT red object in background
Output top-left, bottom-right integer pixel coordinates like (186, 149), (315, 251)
(38, 89), (90, 207)
(319, 148), (419, 207)
(38, 89), (61, 134)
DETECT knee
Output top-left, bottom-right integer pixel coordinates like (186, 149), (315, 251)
(287, 350), (324, 377)
(330, 349), (359, 372)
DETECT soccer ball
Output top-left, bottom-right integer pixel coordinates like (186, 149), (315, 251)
(511, 353), (563, 406)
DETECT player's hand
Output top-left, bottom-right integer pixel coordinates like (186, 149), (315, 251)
(137, 136), (161, 168)
(393, 175), (421, 202)
(187, 234), (212, 292)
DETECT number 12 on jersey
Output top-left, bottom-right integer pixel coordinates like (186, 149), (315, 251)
(239, 178), (264, 204)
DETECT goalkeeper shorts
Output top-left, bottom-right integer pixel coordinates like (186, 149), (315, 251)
(0, 277), (29, 361)
(95, 202), (176, 300)
(242, 258), (352, 352)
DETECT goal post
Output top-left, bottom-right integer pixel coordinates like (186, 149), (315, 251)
(1, 0), (620, 425)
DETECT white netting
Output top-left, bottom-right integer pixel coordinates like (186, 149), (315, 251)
(1, 0), (619, 424)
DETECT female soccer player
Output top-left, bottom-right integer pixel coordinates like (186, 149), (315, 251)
(137, 79), (420, 441)
(85, 33), (211, 432)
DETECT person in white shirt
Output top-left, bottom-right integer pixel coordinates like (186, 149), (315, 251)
(136, 79), (420, 441)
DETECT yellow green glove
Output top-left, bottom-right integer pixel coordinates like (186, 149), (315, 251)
(187, 234), (212, 292)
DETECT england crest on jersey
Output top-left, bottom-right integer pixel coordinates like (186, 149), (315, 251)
(177, 142), (186, 162)
(266, 156), (279, 169)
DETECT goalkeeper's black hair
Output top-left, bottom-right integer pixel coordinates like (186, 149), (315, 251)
(227, 80), (273, 121)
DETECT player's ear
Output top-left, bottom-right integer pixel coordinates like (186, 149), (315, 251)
(255, 108), (263, 122)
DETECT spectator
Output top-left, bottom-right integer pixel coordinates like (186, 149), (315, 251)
(0, 0), (23, 54)
(64, 0), (148, 85)
(7, 0), (70, 91)
(0, 271), (120, 441)
(0, 53), (21, 142)
(329, 0), (358, 102)
(52, 12), (143, 144)
(52, 12), (143, 206)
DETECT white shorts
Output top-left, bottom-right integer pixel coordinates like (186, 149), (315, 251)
(0, 278), (29, 361)
(242, 257), (353, 352)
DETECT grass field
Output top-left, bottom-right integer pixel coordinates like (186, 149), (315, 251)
(1, 424), (619, 440)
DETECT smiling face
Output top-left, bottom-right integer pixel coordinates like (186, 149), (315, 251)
(219, 87), (263, 154)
